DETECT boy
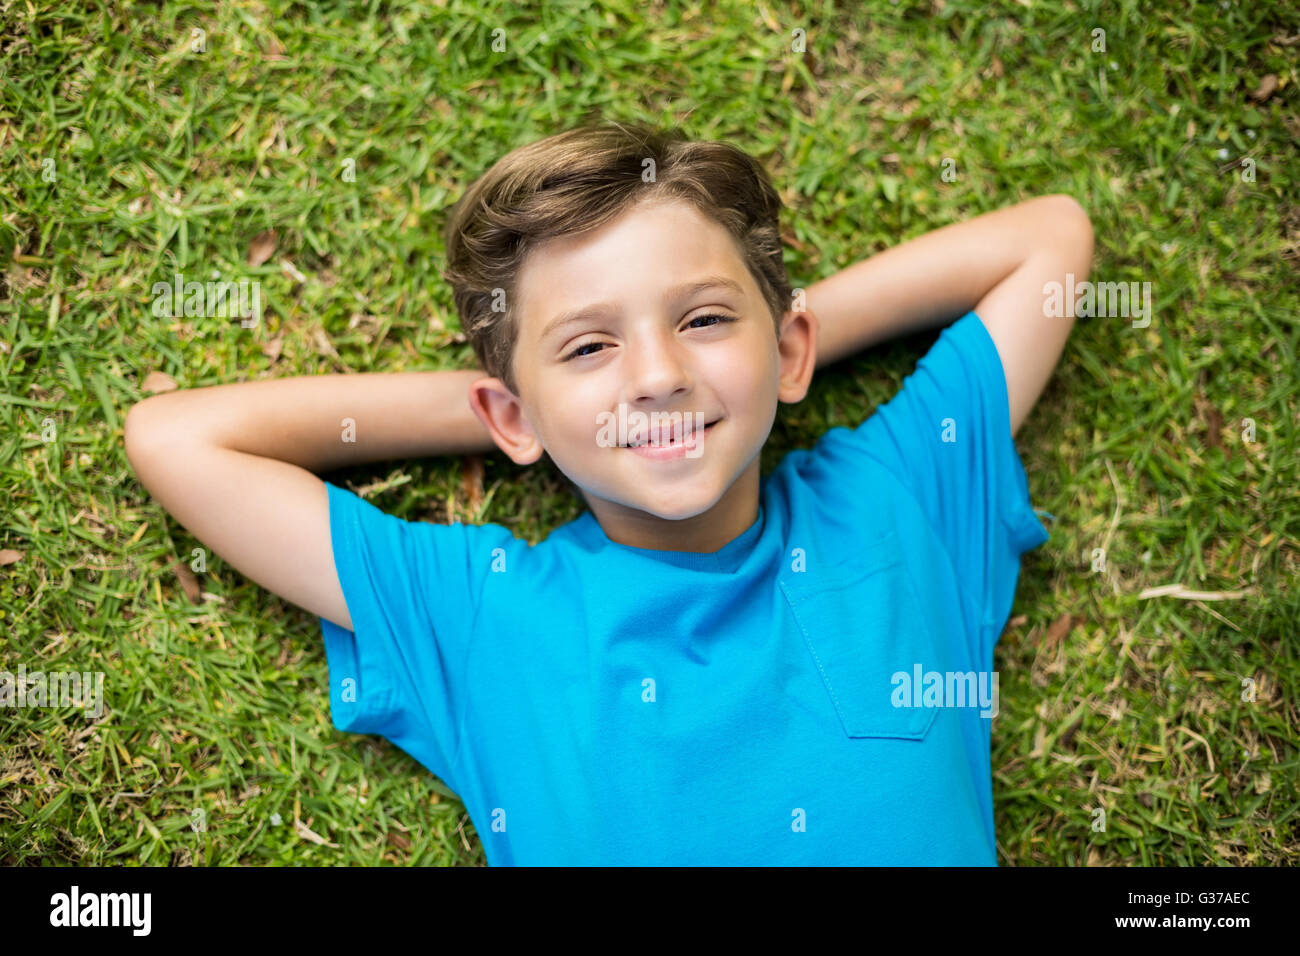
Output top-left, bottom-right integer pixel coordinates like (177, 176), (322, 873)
(125, 122), (1093, 865)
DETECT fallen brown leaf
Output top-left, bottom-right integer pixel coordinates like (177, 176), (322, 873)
(461, 454), (484, 516)
(247, 229), (278, 267)
(1043, 613), (1073, 652)
(172, 560), (202, 604)
(0, 549), (24, 567)
(1250, 74), (1278, 102)
(1205, 403), (1224, 451)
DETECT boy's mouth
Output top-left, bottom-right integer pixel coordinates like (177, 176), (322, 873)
(621, 418), (720, 448)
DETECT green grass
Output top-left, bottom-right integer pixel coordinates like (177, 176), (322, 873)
(1, 0), (1297, 865)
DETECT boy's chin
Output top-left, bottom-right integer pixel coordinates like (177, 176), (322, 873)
(582, 484), (721, 523)
(627, 489), (725, 523)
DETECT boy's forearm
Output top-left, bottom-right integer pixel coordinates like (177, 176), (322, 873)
(804, 194), (1090, 368)
(128, 368), (497, 472)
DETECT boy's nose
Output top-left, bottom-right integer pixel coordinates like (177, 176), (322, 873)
(625, 329), (693, 402)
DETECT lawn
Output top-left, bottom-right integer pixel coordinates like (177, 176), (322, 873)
(1, 0), (1296, 865)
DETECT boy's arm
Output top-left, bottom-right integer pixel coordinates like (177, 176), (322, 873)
(803, 194), (1094, 434)
(124, 369), (495, 631)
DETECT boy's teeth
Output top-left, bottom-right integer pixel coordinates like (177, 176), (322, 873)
(624, 421), (710, 446)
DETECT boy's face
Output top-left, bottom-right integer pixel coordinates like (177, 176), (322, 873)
(468, 197), (816, 552)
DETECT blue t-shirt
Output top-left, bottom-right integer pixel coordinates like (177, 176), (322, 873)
(319, 309), (1049, 865)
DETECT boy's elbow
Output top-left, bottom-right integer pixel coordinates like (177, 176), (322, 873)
(123, 397), (168, 468)
(1041, 193), (1094, 280)
(1047, 193), (1093, 249)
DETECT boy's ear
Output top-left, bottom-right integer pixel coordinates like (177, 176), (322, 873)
(467, 377), (545, 465)
(776, 307), (818, 404)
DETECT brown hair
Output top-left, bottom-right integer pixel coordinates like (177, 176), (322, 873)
(441, 121), (792, 396)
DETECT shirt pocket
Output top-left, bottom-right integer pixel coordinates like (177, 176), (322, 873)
(779, 530), (941, 741)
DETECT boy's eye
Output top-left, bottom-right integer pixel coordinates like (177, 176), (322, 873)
(687, 313), (737, 329)
(561, 314), (737, 362)
(564, 341), (606, 361)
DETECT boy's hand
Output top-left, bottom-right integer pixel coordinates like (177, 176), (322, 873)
(804, 194), (1094, 434)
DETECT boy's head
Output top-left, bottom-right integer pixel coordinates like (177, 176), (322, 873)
(443, 122), (816, 548)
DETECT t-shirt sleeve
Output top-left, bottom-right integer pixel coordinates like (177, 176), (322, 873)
(318, 480), (505, 795)
(813, 310), (1049, 643)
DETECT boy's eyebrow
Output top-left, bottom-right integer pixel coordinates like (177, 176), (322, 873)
(538, 275), (747, 343)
